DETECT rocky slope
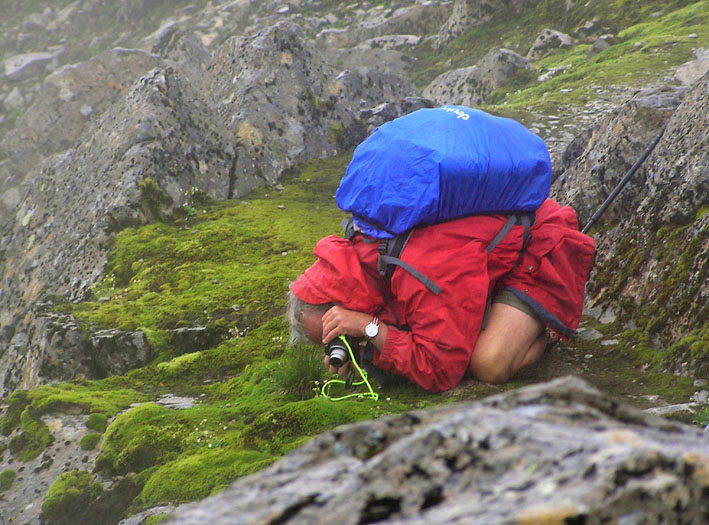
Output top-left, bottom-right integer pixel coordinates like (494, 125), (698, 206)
(0, 0), (707, 523)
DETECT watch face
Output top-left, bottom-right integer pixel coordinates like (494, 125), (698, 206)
(365, 323), (378, 338)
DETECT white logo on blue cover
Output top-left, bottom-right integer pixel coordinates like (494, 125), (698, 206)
(440, 106), (470, 120)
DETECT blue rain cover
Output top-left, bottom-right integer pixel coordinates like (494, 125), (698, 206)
(336, 105), (551, 238)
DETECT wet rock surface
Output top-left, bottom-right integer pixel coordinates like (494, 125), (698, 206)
(552, 73), (708, 354)
(167, 377), (709, 525)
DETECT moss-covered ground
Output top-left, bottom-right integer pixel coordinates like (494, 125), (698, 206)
(1, 1), (707, 522)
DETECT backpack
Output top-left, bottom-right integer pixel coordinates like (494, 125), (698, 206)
(339, 106), (547, 306)
(336, 105), (551, 239)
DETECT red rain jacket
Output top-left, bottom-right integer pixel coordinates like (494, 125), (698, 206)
(291, 199), (595, 391)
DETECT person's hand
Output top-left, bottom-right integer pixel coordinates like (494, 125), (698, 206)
(320, 305), (370, 344)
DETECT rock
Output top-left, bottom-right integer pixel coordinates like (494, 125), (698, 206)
(0, 66), (235, 395)
(438, 0), (541, 45)
(0, 48), (165, 201)
(89, 329), (151, 377)
(354, 34), (423, 51)
(537, 64), (570, 82)
(358, 97), (434, 131)
(551, 86), (683, 227)
(157, 394), (196, 410)
(587, 34), (618, 58)
(3, 86), (26, 111)
(423, 48), (532, 106)
(168, 326), (221, 354)
(4, 51), (59, 82)
(576, 18), (611, 41)
(0, 18), (417, 396)
(675, 48), (709, 86)
(576, 326), (603, 341)
(166, 377), (709, 524)
(201, 20), (415, 189)
(555, 73), (708, 369)
(36, 313), (151, 381)
(316, 2), (451, 49)
(527, 29), (577, 61)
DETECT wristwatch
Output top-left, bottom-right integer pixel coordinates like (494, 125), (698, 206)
(364, 316), (379, 339)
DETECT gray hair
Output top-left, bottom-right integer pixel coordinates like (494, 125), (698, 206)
(286, 289), (332, 345)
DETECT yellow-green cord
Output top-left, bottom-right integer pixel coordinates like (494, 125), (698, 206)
(322, 336), (379, 401)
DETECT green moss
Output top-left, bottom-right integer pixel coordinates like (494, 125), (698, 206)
(0, 389), (30, 436)
(145, 515), (169, 525)
(240, 397), (376, 454)
(99, 403), (185, 474)
(0, 469), (16, 492)
(8, 409), (54, 462)
(86, 413), (109, 432)
(69, 154), (349, 353)
(693, 409), (709, 427)
(41, 470), (104, 523)
(137, 449), (274, 506)
(80, 433), (102, 451)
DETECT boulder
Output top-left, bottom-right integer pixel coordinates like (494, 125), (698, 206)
(358, 97), (435, 132)
(551, 85), (686, 227)
(201, 20), (415, 189)
(675, 48), (709, 87)
(552, 74), (707, 365)
(526, 29), (577, 61)
(423, 48), (532, 106)
(34, 313), (151, 382)
(4, 51), (59, 82)
(576, 18), (612, 41)
(0, 48), (164, 182)
(166, 377), (709, 524)
(438, 0), (541, 45)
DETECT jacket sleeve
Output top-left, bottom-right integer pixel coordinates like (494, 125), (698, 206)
(372, 237), (490, 391)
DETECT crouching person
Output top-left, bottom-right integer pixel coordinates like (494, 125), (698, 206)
(287, 199), (595, 392)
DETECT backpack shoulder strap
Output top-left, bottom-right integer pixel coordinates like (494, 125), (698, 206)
(377, 230), (442, 296)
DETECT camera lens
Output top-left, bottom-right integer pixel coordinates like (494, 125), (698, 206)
(328, 346), (349, 368)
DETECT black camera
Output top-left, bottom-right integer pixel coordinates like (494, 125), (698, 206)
(325, 335), (358, 369)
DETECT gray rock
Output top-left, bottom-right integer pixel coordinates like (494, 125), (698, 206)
(36, 313), (151, 381)
(0, 48), (164, 203)
(576, 18), (611, 41)
(168, 326), (221, 354)
(554, 73), (708, 373)
(157, 394), (196, 410)
(675, 48), (709, 86)
(537, 64), (570, 82)
(527, 29), (577, 61)
(316, 2), (451, 49)
(166, 377), (709, 525)
(423, 48), (532, 106)
(359, 97), (435, 131)
(438, 0), (541, 45)
(3, 86), (26, 111)
(576, 326), (603, 341)
(90, 328), (152, 377)
(588, 34), (619, 58)
(4, 51), (59, 82)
